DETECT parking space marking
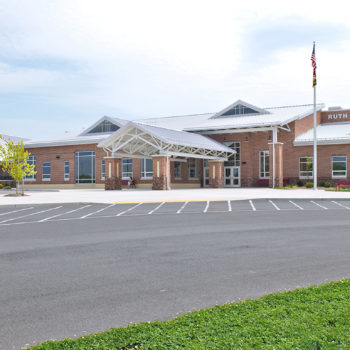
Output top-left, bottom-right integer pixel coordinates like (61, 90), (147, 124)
(203, 201), (210, 213)
(0, 207), (34, 217)
(249, 200), (256, 211)
(332, 200), (350, 210)
(269, 200), (280, 211)
(39, 205), (92, 222)
(228, 200), (232, 212)
(0, 206), (63, 224)
(177, 201), (188, 214)
(289, 200), (304, 210)
(148, 202), (165, 215)
(310, 200), (328, 210)
(116, 203), (142, 216)
(80, 204), (116, 219)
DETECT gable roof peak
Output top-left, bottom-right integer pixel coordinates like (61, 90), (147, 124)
(210, 100), (269, 119)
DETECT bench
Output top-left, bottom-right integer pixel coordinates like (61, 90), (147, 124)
(336, 180), (350, 191)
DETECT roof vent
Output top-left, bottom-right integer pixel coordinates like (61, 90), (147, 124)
(328, 106), (342, 111)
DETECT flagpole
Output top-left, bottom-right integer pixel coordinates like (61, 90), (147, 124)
(313, 41), (317, 190)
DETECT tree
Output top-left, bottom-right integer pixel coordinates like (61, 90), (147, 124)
(0, 135), (36, 196)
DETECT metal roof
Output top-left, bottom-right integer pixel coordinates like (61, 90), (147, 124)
(99, 122), (234, 160)
(294, 122), (350, 146)
(138, 104), (325, 131)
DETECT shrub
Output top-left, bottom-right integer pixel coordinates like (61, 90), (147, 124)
(322, 181), (331, 188)
(0, 184), (3, 189)
(297, 180), (304, 187)
(3, 185), (12, 189)
(305, 182), (313, 188)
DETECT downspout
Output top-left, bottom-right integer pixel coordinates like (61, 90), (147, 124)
(272, 127), (277, 189)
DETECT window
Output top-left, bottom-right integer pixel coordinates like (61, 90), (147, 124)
(122, 159), (133, 178)
(101, 159), (105, 180)
(224, 142), (240, 166)
(141, 158), (153, 178)
(25, 155), (36, 181)
(75, 151), (96, 184)
(64, 161), (70, 181)
(222, 104), (260, 116)
(299, 157), (313, 178)
(88, 120), (119, 134)
(42, 162), (51, 181)
(174, 161), (181, 179)
(188, 158), (198, 179)
(332, 156), (347, 178)
(259, 150), (270, 178)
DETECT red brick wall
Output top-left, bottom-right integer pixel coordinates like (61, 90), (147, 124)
(321, 110), (350, 124)
(25, 144), (106, 185)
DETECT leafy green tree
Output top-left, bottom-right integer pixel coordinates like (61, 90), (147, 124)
(0, 135), (36, 196)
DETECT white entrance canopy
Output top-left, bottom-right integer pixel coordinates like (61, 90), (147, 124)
(98, 122), (234, 160)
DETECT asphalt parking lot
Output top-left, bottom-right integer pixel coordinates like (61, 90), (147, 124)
(1, 199), (350, 349)
(0, 198), (350, 226)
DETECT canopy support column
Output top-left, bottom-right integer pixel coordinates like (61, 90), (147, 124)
(105, 157), (122, 190)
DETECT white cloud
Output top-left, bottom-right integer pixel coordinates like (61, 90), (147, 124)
(1, 0), (350, 138)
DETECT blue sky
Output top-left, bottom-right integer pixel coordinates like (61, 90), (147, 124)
(1, 0), (350, 139)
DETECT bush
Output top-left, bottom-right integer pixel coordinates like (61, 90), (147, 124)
(322, 181), (331, 188)
(297, 180), (304, 187)
(0, 184), (3, 189)
(3, 185), (12, 189)
(305, 182), (313, 188)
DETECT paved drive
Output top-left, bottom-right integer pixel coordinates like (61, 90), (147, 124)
(1, 199), (350, 349)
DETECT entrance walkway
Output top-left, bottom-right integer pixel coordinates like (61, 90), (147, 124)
(1, 188), (350, 205)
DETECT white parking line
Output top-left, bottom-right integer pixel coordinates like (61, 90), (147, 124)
(269, 200), (280, 211)
(39, 205), (92, 222)
(0, 207), (34, 217)
(249, 200), (256, 211)
(228, 200), (232, 212)
(310, 200), (328, 210)
(289, 200), (304, 210)
(332, 200), (350, 210)
(80, 204), (116, 219)
(148, 202), (165, 215)
(0, 206), (63, 223)
(177, 201), (188, 214)
(203, 201), (210, 213)
(116, 203), (142, 216)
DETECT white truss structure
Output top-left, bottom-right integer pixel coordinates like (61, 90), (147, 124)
(99, 122), (234, 161)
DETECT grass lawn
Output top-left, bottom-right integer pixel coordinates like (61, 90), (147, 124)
(27, 279), (350, 350)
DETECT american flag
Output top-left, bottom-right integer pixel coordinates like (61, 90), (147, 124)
(311, 42), (316, 88)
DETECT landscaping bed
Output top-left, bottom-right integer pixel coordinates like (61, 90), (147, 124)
(27, 279), (350, 349)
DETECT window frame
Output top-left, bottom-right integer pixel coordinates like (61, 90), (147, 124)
(24, 155), (36, 181)
(42, 162), (51, 181)
(141, 158), (153, 179)
(75, 151), (96, 184)
(101, 159), (105, 180)
(64, 161), (70, 181)
(174, 161), (182, 179)
(187, 158), (198, 179)
(259, 150), (270, 179)
(332, 155), (347, 178)
(122, 158), (133, 179)
(299, 156), (313, 179)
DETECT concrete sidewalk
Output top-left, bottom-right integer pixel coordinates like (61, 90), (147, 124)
(1, 188), (350, 205)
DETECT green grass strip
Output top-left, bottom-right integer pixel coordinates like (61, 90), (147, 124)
(27, 279), (350, 349)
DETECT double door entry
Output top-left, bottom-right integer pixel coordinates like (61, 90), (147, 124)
(224, 166), (240, 187)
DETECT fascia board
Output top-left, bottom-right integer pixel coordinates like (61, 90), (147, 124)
(24, 138), (105, 148)
(293, 138), (350, 146)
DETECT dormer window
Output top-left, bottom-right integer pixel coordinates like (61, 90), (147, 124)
(210, 100), (269, 119)
(88, 120), (119, 134)
(221, 104), (260, 116)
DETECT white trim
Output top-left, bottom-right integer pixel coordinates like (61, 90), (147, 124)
(79, 116), (126, 136)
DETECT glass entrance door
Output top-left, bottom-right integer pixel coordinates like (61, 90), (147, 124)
(224, 166), (240, 187)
